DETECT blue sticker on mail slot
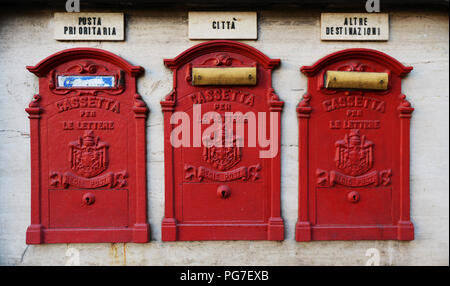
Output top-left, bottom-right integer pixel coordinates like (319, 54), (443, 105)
(57, 76), (115, 88)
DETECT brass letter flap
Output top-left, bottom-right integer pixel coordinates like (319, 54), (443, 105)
(325, 71), (389, 90)
(192, 67), (257, 86)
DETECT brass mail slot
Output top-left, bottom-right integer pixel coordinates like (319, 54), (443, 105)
(192, 67), (257, 86)
(325, 71), (389, 90)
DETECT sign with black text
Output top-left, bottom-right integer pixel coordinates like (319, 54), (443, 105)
(188, 12), (257, 39)
(54, 12), (124, 41)
(321, 13), (389, 41)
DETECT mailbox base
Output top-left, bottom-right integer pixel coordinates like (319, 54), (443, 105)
(268, 217), (285, 241)
(132, 223), (151, 243)
(397, 221), (415, 241)
(26, 225), (150, 244)
(161, 218), (178, 241)
(299, 223), (415, 241)
(295, 221), (312, 242)
(165, 220), (284, 241)
(26, 224), (44, 244)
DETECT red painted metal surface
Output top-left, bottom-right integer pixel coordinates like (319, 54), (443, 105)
(26, 48), (150, 244)
(161, 40), (284, 241)
(296, 49), (414, 241)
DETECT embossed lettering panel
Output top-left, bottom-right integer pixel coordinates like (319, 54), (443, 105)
(162, 41), (284, 241)
(296, 49), (414, 241)
(26, 48), (149, 244)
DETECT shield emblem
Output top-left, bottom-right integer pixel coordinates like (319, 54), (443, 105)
(69, 130), (109, 178)
(335, 129), (374, 176)
(202, 126), (242, 171)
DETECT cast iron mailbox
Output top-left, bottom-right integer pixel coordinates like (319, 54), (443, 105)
(26, 48), (150, 244)
(296, 49), (414, 241)
(161, 40), (284, 241)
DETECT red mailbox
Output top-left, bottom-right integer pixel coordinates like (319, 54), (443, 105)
(296, 49), (414, 241)
(161, 40), (284, 241)
(26, 48), (150, 243)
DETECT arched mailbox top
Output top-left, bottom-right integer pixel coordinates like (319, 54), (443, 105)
(164, 40), (280, 70)
(25, 48), (147, 115)
(300, 48), (413, 78)
(26, 48), (144, 77)
(162, 41), (283, 111)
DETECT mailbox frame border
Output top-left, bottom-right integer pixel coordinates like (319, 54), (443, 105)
(25, 48), (150, 244)
(161, 40), (284, 241)
(296, 48), (415, 241)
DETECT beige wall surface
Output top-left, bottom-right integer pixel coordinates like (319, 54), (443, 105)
(0, 10), (448, 266)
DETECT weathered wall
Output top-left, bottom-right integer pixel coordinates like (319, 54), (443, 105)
(0, 9), (448, 266)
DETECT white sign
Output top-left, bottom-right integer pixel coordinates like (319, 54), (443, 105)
(54, 12), (124, 41)
(188, 11), (257, 40)
(321, 13), (389, 41)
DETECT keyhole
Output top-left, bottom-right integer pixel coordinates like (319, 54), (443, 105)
(222, 191), (228, 199)
(217, 185), (231, 199)
(82, 193), (95, 205)
(347, 191), (360, 203)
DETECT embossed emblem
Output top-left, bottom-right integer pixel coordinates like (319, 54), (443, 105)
(202, 125), (242, 171)
(335, 129), (373, 176)
(183, 118), (262, 182)
(316, 129), (391, 187)
(69, 130), (109, 178)
(50, 130), (128, 189)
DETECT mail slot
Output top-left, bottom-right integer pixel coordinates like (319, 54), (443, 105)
(26, 48), (150, 244)
(161, 40), (284, 241)
(296, 48), (414, 241)
(325, 71), (389, 90)
(192, 67), (257, 85)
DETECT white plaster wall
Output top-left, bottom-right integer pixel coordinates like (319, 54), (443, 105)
(0, 10), (448, 266)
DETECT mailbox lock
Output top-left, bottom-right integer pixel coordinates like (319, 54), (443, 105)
(82, 193), (96, 205)
(217, 185), (231, 199)
(347, 191), (360, 203)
